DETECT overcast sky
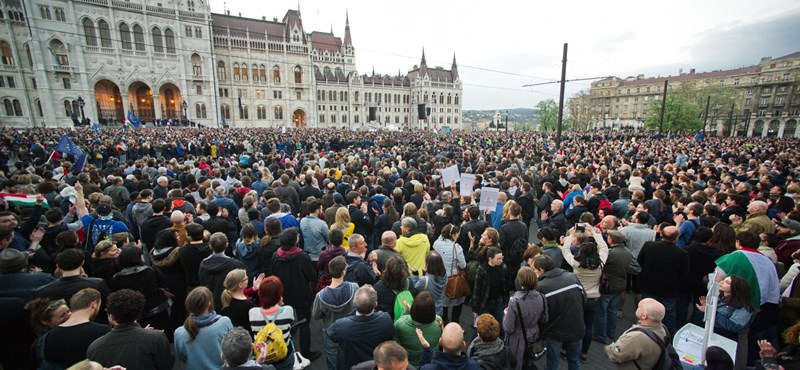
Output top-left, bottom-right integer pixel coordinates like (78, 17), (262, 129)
(212, 0), (800, 110)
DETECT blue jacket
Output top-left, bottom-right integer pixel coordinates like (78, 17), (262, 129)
(174, 315), (233, 370)
(328, 311), (395, 370)
(419, 347), (481, 370)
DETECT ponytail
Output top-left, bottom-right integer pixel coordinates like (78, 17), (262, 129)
(221, 289), (233, 309)
(183, 315), (199, 343)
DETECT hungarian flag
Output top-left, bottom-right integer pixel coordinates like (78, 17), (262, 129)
(0, 193), (50, 209)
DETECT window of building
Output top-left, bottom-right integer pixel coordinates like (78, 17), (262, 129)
(217, 61), (226, 80)
(319, 114), (324, 123)
(196, 85), (202, 95)
(152, 27), (163, 52)
(746, 89), (753, 95)
(272, 66), (281, 83)
(3, 99), (12, 115)
(759, 98), (769, 106)
(221, 105), (231, 119)
(83, 19), (97, 46)
(35, 100), (43, 117)
(62, 77), (70, 89)
(98, 20), (112, 48)
(745, 98), (752, 106)
(294, 66), (302, 83)
(233, 63), (240, 80)
(257, 105), (266, 119)
(331, 114), (336, 123)
(273, 91), (282, 99)
(164, 29), (175, 54)
(194, 27), (201, 38)
(775, 110), (782, 117)
(239, 105), (248, 119)
(5, 76), (14, 88)
(40, 6), (51, 20)
(762, 87), (772, 94)
(120, 23), (132, 50)
(296, 91), (301, 100)
(185, 26), (192, 37)
(241, 63), (248, 81)
(274, 106), (283, 119)
(259, 65), (266, 82)
(133, 25), (145, 51)
(776, 96), (785, 106)
(55, 8), (66, 22)
(12, 99), (22, 116)
(195, 103), (207, 118)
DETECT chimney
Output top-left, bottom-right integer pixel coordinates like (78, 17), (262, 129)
(637, 74), (644, 80)
(226, 10), (230, 15)
(238, 12), (241, 17)
(262, 16), (266, 21)
(689, 68), (695, 74)
(273, 17), (278, 22)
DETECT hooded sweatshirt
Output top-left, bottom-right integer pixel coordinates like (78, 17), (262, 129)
(198, 254), (246, 311)
(312, 281), (358, 342)
(396, 233), (431, 274)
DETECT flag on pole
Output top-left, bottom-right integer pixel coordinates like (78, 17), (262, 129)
(55, 135), (83, 156)
(695, 131), (704, 142)
(46, 150), (61, 164)
(127, 110), (141, 128)
(0, 193), (50, 208)
(74, 153), (88, 172)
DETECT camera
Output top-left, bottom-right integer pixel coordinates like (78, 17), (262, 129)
(575, 224), (585, 233)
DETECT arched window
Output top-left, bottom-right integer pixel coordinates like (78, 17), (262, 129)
(252, 66), (258, 82)
(342, 114), (347, 123)
(35, 100), (43, 117)
(50, 40), (68, 66)
(0, 41), (14, 65)
(447, 94), (452, 105)
(24, 44), (32, 67)
(331, 114), (336, 123)
(294, 65), (302, 83)
(454, 94), (459, 105)
(152, 27), (163, 52)
(241, 63), (248, 81)
(12, 99), (22, 116)
(195, 103), (207, 118)
(257, 105), (266, 119)
(439, 94), (444, 104)
(72, 100), (79, 117)
(3, 99), (12, 116)
(98, 20), (112, 47)
(191, 53), (201, 75)
(240, 105), (248, 119)
(119, 23), (132, 50)
(354, 91), (359, 102)
(274, 106), (283, 119)
(64, 100), (73, 116)
(221, 105), (231, 119)
(217, 61), (226, 80)
(133, 24), (145, 51)
(233, 63), (240, 80)
(319, 114), (324, 123)
(272, 65), (280, 83)
(82, 18), (97, 46)
(259, 65), (266, 82)
(164, 28), (175, 54)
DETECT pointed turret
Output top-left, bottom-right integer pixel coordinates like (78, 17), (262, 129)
(343, 10), (353, 47)
(451, 53), (459, 79)
(419, 48), (428, 77)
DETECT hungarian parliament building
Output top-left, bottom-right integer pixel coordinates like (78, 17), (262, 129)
(0, 0), (463, 129)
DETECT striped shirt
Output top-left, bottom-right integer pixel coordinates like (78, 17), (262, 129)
(248, 305), (295, 343)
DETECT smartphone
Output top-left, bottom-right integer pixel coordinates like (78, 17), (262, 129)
(575, 224), (585, 233)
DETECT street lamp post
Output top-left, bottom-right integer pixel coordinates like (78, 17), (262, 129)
(182, 100), (188, 124)
(77, 96), (86, 124)
(505, 111), (509, 132)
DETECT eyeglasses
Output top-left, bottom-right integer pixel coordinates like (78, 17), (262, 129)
(44, 299), (66, 313)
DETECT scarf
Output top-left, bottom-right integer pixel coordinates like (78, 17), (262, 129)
(469, 338), (505, 357)
(193, 311), (222, 328)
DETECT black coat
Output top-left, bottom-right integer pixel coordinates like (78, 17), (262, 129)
(271, 248), (315, 309)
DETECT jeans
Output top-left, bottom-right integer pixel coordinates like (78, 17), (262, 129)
(594, 293), (620, 342)
(643, 294), (677, 336)
(676, 293), (692, 330)
(322, 333), (339, 370)
(545, 338), (581, 370)
(581, 297), (601, 354)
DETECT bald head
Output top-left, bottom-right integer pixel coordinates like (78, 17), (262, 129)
(661, 226), (679, 242)
(439, 323), (466, 354)
(381, 231), (397, 248)
(170, 210), (185, 224)
(748, 200), (768, 214)
(637, 298), (665, 324)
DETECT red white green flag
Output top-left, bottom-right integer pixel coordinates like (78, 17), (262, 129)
(0, 193), (50, 209)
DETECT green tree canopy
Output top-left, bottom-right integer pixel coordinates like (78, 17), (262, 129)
(536, 99), (558, 131)
(644, 93), (703, 133)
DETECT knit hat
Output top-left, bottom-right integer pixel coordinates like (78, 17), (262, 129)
(0, 248), (27, 273)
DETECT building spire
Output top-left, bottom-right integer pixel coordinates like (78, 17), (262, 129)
(421, 48), (427, 65)
(451, 52), (459, 79)
(297, 0), (301, 16)
(344, 9), (353, 47)
(419, 48), (428, 77)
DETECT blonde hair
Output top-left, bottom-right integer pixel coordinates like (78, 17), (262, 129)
(334, 207), (351, 230)
(220, 269), (247, 309)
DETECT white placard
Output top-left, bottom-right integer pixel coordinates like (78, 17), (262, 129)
(442, 165), (460, 187)
(479, 187), (499, 211)
(460, 174), (475, 195)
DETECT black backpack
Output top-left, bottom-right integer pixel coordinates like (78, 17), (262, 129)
(506, 232), (528, 267)
(631, 326), (682, 370)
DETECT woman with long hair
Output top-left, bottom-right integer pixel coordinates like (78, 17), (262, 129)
(236, 223), (261, 282)
(433, 224), (467, 324)
(248, 276), (296, 370)
(561, 228), (609, 362)
(259, 218), (283, 277)
(393, 291), (444, 367)
(708, 222), (737, 255)
(90, 239), (121, 284)
(330, 207), (354, 248)
(374, 198), (399, 240)
(219, 269), (255, 329)
(413, 251), (448, 318)
(174, 287), (233, 370)
(697, 275), (754, 341)
(504, 267), (548, 370)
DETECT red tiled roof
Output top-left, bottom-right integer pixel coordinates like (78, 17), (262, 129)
(310, 32), (342, 54)
(211, 13), (286, 41)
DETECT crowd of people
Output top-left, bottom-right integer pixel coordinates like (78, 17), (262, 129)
(1, 126), (800, 370)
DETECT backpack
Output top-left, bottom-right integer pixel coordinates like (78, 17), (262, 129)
(393, 282), (413, 320)
(631, 326), (682, 370)
(506, 231), (528, 267)
(84, 219), (111, 251)
(253, 310), (288, 364)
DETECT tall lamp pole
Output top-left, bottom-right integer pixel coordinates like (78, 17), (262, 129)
(505, 111), (509, 132)
(182, 100), (188, 124)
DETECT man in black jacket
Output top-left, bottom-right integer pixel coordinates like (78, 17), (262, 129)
(516, 182), (536, 228)
(637, 225), (689, 335)
(198, 232), (245, 311)
(458, 206), (488, 261)
(271, 227), (320, 361)
(347, 191), (374, 248)
(533, 255), (585, 370)
(538, 199), (567, 238)
(498, 202), (528, 292)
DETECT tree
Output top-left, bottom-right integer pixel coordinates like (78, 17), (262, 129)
(567, 90), (591, 130)
(644, 93), (703, 133)
(536, 99), (558, 131)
